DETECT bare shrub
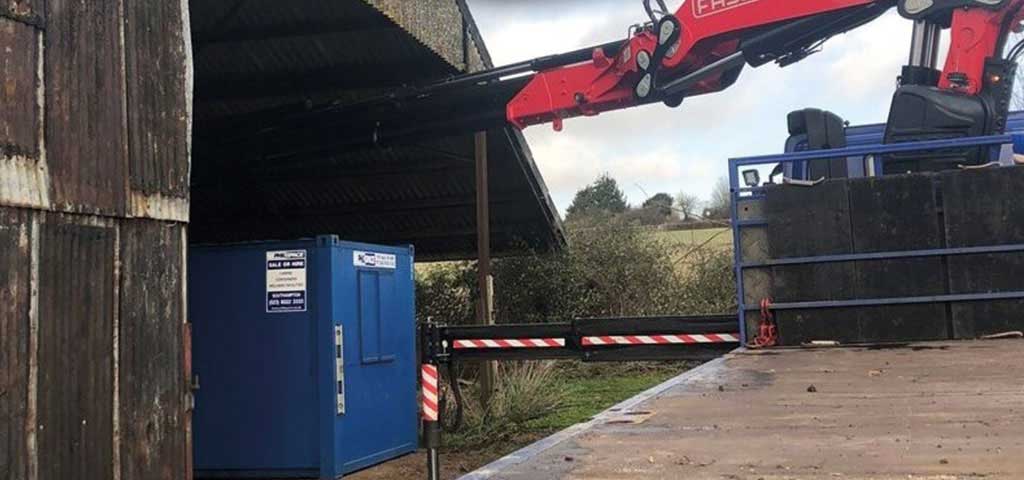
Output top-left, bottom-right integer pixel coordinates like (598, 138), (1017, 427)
(444, 361), (565, 449)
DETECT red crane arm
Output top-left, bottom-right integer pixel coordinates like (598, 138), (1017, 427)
(942, 5), (1024, 94)
(507, 0), (881, 130)
(507, 0), (1024, 131)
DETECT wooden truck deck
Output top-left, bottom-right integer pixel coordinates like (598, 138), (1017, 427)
(461, 340), (1024, 480)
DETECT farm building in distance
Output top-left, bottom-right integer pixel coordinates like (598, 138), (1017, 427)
(0, 1), (561, 478)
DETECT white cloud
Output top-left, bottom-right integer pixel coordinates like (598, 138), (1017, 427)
(484, 16), (597, 65)
(477, 1), (644, 65)
(824, 13), (911, 98)
(525, 128), (722, 208)
(523, 133), (605, 194)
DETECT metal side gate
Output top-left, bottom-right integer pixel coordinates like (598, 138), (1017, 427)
(417, 314), (741, 479)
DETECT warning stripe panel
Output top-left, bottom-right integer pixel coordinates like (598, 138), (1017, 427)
(452, 338), (566, 349)
(421, 364), (439, 422)
(451, 333), (739, 349)
(581, 333), (739, 346)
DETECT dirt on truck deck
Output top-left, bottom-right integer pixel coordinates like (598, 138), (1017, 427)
(462, 340), (1024, 480)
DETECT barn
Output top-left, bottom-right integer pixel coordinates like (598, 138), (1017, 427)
(0, 1), (561, 477)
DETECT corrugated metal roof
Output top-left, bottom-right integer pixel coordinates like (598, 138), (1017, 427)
(189, 0), (563, 260)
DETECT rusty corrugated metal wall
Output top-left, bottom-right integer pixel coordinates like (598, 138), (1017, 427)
(1, 0), (192, 479)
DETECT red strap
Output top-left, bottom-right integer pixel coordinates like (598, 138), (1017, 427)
(753, 298), (777, 348)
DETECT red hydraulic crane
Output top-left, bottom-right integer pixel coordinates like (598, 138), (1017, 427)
(225, 0), (1024, 171)
(506, 0), (1024, 146)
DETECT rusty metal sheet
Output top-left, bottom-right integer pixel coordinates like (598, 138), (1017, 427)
(0, 207), (31, 480)
(124, 1), (190, 200)
(37, 215), (115, 480)
(44, 0), (127, 215)
(0, 19), (37, 157)
(2, 0), (44, 27)
(118, 220), (188, 480)
(0, 19), (49, 211)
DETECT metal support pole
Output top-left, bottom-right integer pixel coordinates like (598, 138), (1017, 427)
(425, 420), (441, 480)
(926, 25), (941, 69)
(475, 131), (498, 407)
(908, 20), (941, 69)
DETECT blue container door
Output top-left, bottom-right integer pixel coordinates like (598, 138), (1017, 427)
(191, 243), (321, 477)
(332, 245), (417, 475)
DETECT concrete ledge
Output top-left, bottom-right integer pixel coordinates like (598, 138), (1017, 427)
(457, 356), (732, 480)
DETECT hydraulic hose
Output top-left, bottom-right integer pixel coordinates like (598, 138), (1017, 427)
(441, 362), (465, 432)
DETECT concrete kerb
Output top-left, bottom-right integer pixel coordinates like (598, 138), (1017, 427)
(457, 353), (735, 480)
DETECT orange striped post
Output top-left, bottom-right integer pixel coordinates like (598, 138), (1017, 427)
(421, 363), (441, 480)
(421, 364), (439, 422)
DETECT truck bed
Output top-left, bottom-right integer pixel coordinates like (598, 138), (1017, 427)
(461, 340), (1024, 479)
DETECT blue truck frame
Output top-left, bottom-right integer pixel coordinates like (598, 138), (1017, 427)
(728, 118), (1024, 345)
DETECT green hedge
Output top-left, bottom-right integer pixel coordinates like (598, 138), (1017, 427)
(417, 216), (736, 326)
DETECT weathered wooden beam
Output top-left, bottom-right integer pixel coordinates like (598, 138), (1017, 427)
(475, 131), (498, 407)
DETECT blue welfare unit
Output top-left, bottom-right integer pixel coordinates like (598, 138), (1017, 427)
(189, 236), (418, 479)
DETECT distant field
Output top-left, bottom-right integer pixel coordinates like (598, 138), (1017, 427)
(415, 260), (461, 277)
(653, 227), (733, 251)
(653, 227), (735, 276)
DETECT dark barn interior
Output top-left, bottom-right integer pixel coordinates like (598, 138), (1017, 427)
(188, 0), (565, 260)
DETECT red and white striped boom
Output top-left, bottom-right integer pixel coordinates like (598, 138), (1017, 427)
(425, 315), (741, 363)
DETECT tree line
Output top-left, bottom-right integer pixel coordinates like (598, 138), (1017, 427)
(564, 174), (732, 226)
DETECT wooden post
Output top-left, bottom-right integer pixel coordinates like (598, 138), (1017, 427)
(475, 131), (498, 407)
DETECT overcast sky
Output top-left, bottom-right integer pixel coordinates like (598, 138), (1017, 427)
(465, 0), (916, 213)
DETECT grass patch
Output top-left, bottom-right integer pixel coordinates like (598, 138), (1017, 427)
(350, 363), (696, 480)
(444, 362), (692, 455)
(523, 366), (685, 431)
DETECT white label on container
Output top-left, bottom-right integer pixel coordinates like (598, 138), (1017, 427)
(353, 251), (396, 270)
(266, 250), (307, 313)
